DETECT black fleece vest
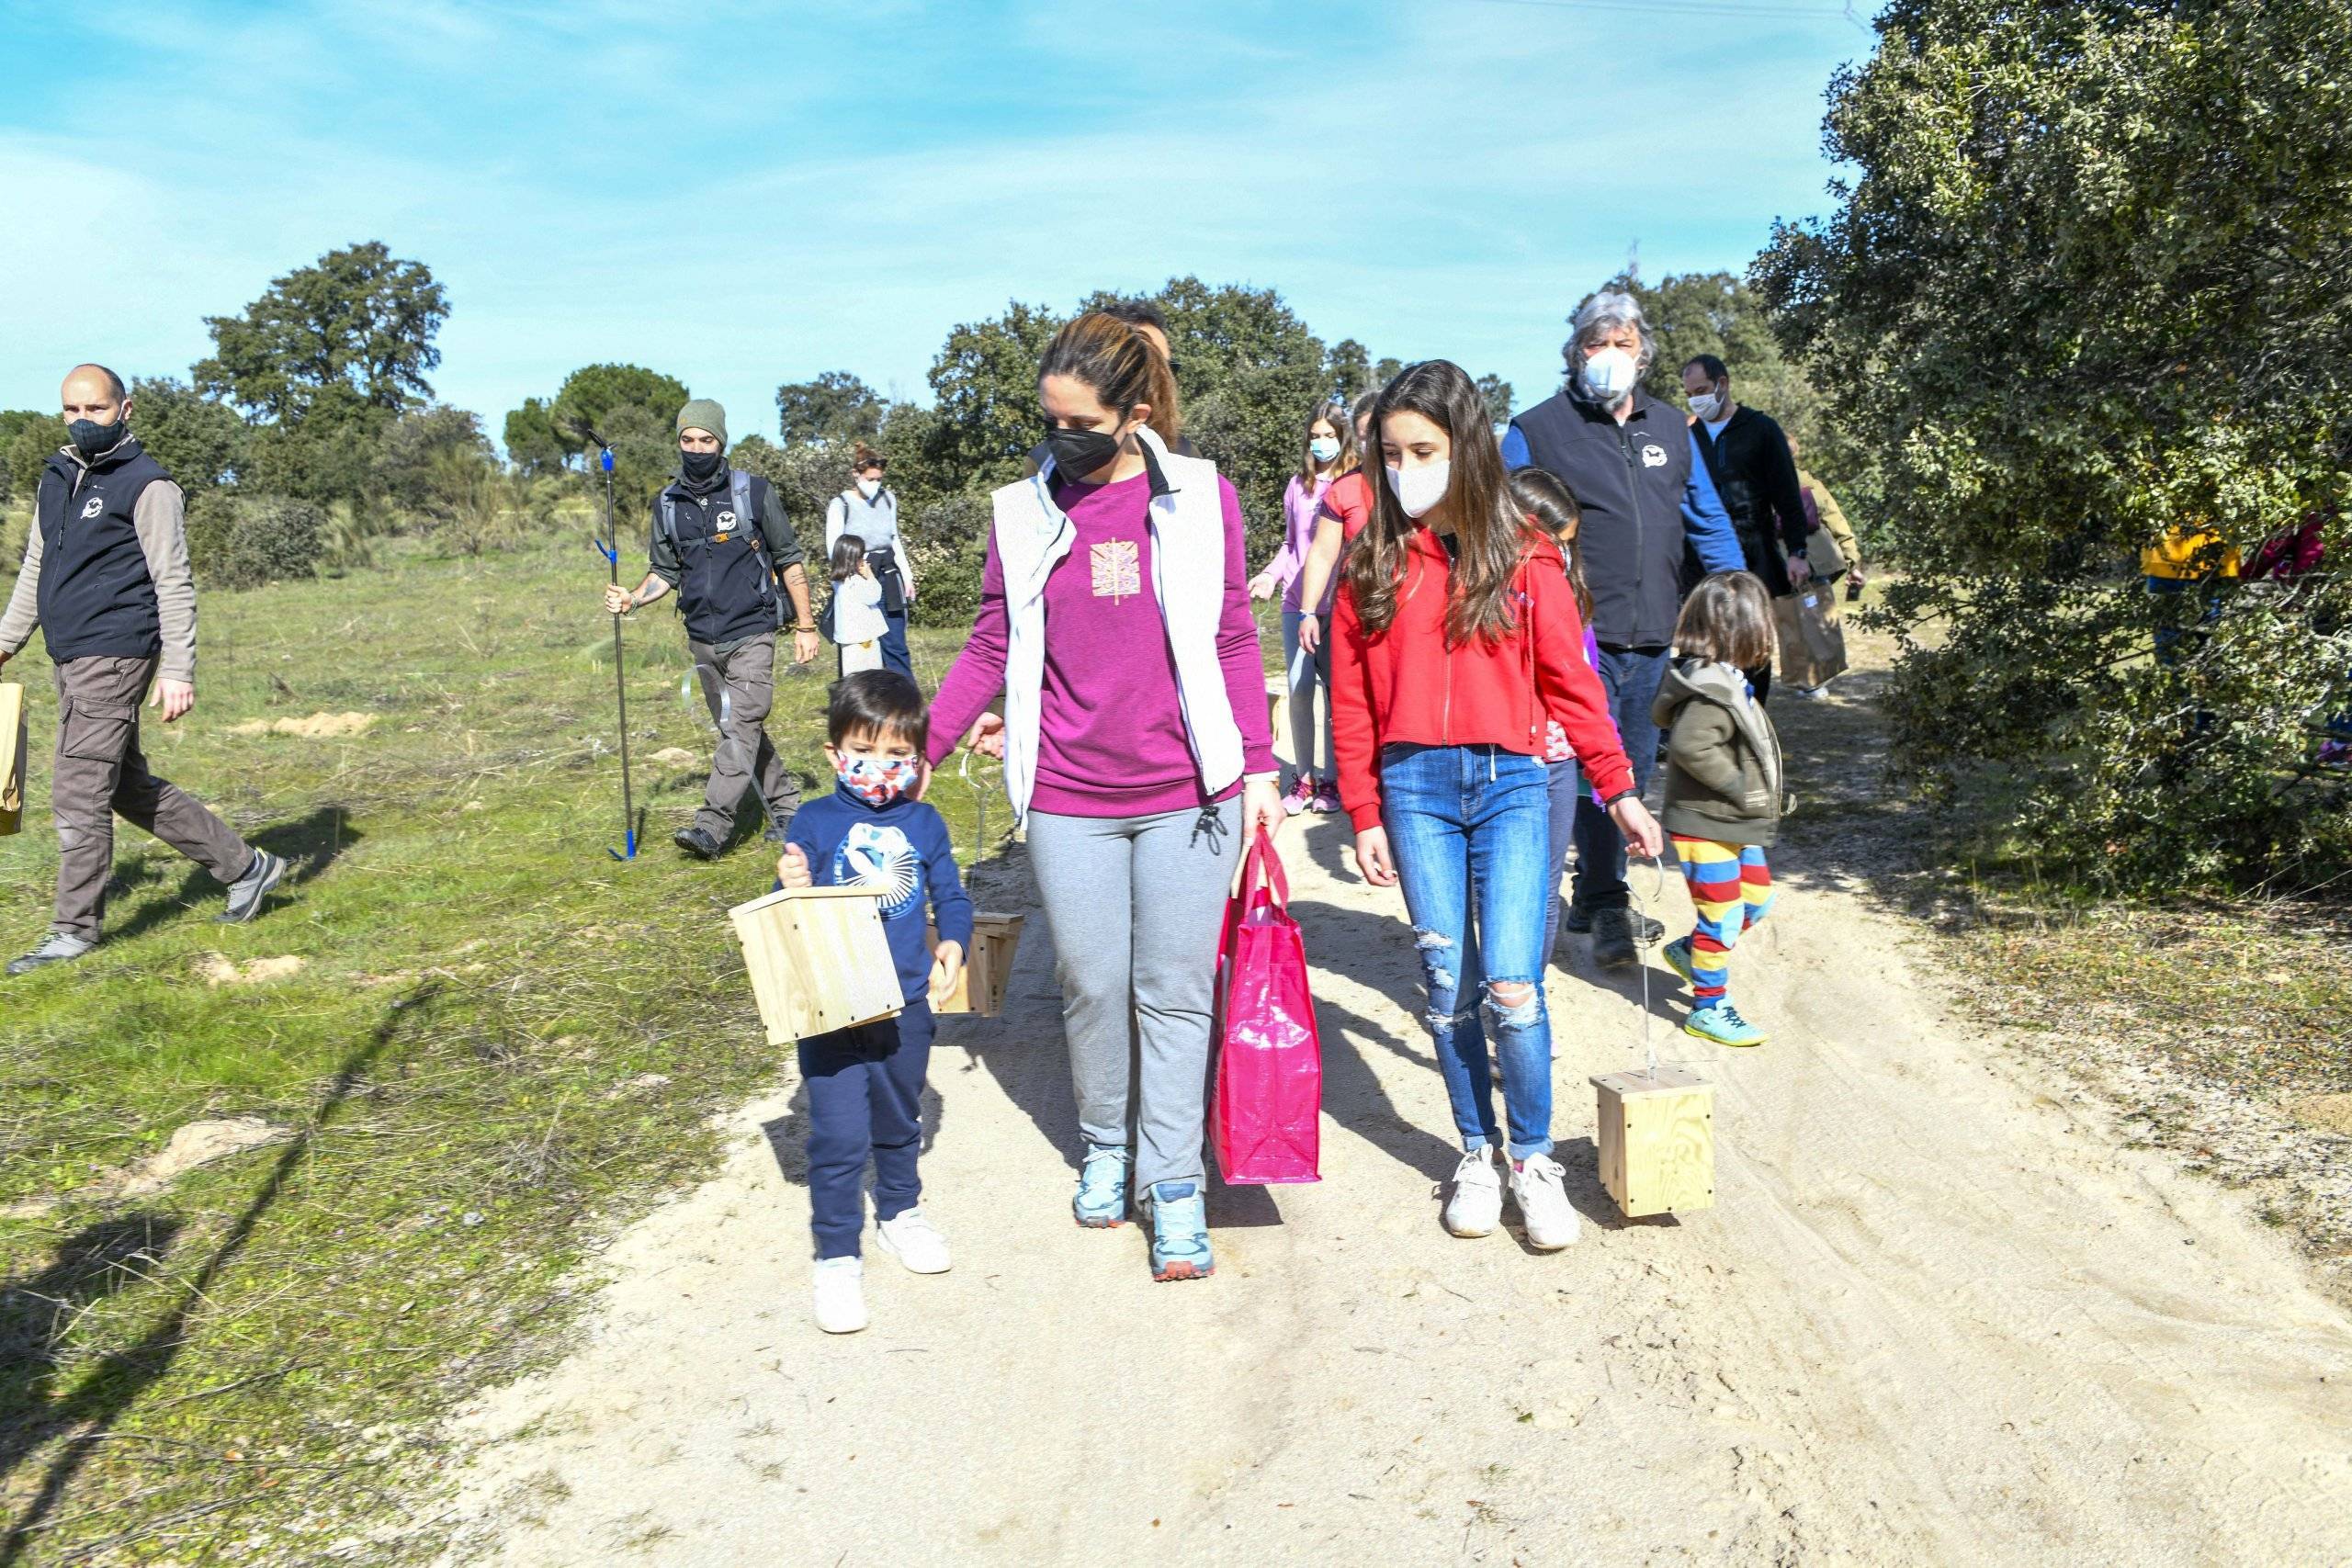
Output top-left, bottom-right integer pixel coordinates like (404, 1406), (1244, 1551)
(1509, 391), (1693, 649)
(657, 469), (781, 647)
(35, 440), (169, 664)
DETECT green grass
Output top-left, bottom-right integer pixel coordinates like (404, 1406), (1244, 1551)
(0, 536), (994, 1563)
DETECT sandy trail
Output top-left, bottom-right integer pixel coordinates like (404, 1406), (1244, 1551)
(435, 705), (2351, 1565)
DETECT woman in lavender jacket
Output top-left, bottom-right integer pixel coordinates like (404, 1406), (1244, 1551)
(1249, 401), (1356, 815)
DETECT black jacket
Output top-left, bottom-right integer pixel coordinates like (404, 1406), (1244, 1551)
(648, 468), (802, 649)
(1690, 406), (1808, 597)
(1506, 388), (1711, 649)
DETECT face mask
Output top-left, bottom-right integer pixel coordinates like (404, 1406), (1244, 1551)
(68, 417), (126, 461)
(1308, 436), (1340, 464)
(856, 478), (880, 500)
(1385, 460), (1451, 520)
(834, 752), (921, 807)
(1688, 389), (1725, 422)
(680, 447), (723, 482)
(1577, 345), (1639, 405)
(1045, 422), (1124, 482)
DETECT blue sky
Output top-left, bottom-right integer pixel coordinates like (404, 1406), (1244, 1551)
(0, 0), (1876, 446)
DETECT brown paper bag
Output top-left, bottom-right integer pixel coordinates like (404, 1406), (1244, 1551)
(1773, 590), (1849, 690)
(0, 682), (25, 838)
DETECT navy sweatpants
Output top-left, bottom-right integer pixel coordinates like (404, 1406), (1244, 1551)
(798, 999), (934, 1259)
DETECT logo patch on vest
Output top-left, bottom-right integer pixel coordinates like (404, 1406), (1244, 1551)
(1641, 444), (1668, 468)
(1090, 539), (1141, 604)
(80, 497), (104, 519)
(716, 510), (738, 528)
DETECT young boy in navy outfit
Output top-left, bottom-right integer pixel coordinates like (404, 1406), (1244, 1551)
(776, 670), (972, 1334)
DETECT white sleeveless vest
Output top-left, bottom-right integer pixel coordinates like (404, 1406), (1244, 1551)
(989, 426), (1245, 825)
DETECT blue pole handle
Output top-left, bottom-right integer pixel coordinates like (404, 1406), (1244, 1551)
(593, 537), (618, 567)
(601, 447), (615, 473)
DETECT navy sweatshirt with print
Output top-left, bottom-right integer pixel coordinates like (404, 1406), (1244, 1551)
(783, 785), (974, 1004)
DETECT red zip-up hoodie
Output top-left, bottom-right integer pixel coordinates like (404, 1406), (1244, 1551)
(1329, 524), (1634, 830)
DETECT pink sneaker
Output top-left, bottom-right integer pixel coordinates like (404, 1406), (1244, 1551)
(1282, 775), (1317, 817)
(1311, 783), (1342, 814)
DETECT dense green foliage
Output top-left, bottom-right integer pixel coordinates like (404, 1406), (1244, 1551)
(1758, 0), (2352, 891)
(194, 241), (447, 429)
(775, 371), (885, 446)
(184, 492), (327, 591)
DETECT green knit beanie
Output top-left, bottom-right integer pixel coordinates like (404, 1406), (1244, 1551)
(675, 398), (728, 448)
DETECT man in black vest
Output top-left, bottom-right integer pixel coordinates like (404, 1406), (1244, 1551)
(0, 365), (283, 976)
(1681, 354), (1813, 705)
(1502, 291), (1745, 968)
(605, 398), (820, 859)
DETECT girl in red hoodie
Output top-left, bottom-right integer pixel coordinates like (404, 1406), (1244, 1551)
(1330, 361), (1662, 1251)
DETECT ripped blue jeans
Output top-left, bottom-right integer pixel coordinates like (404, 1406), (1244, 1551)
(1378, 742), (1555, 1159)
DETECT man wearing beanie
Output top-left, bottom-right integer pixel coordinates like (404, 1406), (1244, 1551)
(605, 399), (820, 858)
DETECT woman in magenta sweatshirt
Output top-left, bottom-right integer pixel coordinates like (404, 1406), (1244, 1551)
(927, 311), (1282, 1282)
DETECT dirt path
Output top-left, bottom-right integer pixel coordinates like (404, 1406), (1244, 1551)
(432, 682), (2352, 1565)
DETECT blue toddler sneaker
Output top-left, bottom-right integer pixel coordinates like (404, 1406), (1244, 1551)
(1144, 1181), (1214, 1281)
(1662, 935), (1697, 986)
(1684, 1001), (1768, 1048)
(1073, 1144), (1131, 1228)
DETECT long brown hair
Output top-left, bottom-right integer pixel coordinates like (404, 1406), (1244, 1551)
(1038, 310), (1182, 448)
(1344, 359), (1542, 646)
(1507, 468), (1592, 623)
(1297, 400), (1357, 487)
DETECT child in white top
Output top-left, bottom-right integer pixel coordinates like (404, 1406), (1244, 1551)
(830, 535), (888, 675)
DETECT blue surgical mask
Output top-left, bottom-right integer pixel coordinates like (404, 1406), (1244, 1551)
(1309, 436), (1340, 464)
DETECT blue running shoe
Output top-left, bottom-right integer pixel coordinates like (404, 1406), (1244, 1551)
(1684, 1001), (1768, 1048)
(1073, 1144), (1131, 1228)
(1144, 1181), (1214, 1281)
(1661, 936), (1697, 987)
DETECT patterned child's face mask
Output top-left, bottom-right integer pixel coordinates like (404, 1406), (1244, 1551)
(835, 753), (921, 807)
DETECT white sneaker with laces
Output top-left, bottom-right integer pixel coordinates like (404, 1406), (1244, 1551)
(812, 1256), (868, 1334)
(875, 1207), (952, 1274)
(1509, 1154), (1580, 1250)
(1442, 1147), (1504, 1237)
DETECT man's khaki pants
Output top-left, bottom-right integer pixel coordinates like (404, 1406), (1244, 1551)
(51, 655), (253, 939)
(687, 634), (800, 839)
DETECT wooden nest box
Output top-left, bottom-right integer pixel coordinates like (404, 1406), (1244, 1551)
(1589, 1066), (1715, 1218)
(931, 912), (1025, 1017)
(0, 683), (25, 839)
(729, 886), (902, 1045)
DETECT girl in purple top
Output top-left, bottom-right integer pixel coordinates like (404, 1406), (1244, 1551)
(1250, 402), (1356, 814)
(927, 311), (1281, 1282)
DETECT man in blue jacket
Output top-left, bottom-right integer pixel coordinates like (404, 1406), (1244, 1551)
(1503, 289), (1743, 968)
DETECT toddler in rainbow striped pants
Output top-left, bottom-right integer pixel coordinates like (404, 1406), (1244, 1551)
(1650, 572), (1784, 1047)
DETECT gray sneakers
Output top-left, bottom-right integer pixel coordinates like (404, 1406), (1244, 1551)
(219, 849), (286, 924)
(7, 931), (95, 976)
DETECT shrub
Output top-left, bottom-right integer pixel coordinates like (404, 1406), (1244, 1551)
(186, 492), (325, 591)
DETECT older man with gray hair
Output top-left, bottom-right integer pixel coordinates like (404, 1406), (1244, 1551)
(1502, 289), (1744, 968)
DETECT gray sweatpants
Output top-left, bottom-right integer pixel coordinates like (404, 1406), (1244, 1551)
(688, 634), (800, 838)
(51, 655), (254, 940)
(1025, 796), (1241, 1192)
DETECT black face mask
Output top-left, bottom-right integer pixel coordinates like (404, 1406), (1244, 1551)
(1044, 422), (1124, 482)
(679, 447), (724, 483)
(68, 417), (127, 461)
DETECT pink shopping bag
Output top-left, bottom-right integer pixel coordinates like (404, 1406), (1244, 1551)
(1212, 827), (1322, 1184)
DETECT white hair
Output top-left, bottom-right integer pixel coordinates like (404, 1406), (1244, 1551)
(1563, 289), (1657, 374)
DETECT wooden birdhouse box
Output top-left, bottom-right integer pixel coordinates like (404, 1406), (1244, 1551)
(729, 886), (902, 1046)
(0, 683), (25, 839)
(1589, 1066), (1715, 1218)
(931, 913), (1025, 1017)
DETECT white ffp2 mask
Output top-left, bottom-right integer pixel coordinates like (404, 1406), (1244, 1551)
(1385, 460), (1451, 519)
(1577, 345), (1639, 404)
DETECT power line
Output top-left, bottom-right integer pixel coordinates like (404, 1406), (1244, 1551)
(1457, 0), (1874, 28)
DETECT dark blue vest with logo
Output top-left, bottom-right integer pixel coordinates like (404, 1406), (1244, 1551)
(656, 468), (783, 647)
(34, 439), (170, 664)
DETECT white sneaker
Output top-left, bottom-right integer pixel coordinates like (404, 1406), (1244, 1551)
(875, 1207), (952, 1274)
(812, 1257), (867, 1333)
(1509, 1154), (1580, 1251)
(1442, 1147), (1504, 1237)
